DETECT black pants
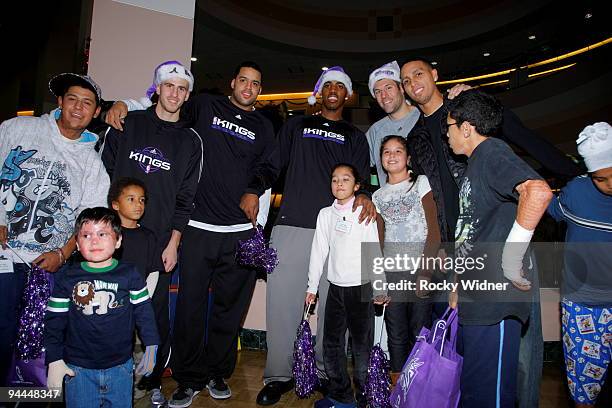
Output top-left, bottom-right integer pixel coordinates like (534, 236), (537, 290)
(461, 318), (522, 408)
(146, 270), (172, 387)
(323, 283), (373, 408)
(171, 227), (256, 390)
(384, 271), (433, 372)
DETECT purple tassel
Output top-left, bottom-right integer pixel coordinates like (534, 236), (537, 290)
(236, 226), (278, 274)
(145, 84), (157, 99)
(292, 320), (319, 398)
(365, 344), (392, 408)
(16, 265), (50, 361)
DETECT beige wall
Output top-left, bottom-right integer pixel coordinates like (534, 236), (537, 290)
(243, 280), (267, 330)
(541, 288), (561, 341)
(88, 0), (195, 101)
(242, 280), (321, 332)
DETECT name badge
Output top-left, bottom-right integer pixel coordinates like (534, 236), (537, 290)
(335, 218), (352, 234)
(0, 250), (14, 273)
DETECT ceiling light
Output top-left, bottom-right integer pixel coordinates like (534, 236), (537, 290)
(431, 61), (438, 66)
(584, 13), (592, 19)
(483, 52), (491, 57)
(528, 35), (536, 40)
(190, 57), (197, 62)
(321, 66), (328, 71)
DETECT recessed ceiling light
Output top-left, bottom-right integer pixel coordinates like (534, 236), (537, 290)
(483, 52), (491, 57)
(322, 66), (329, 71)
(528, 35), (536, 40)
(431, 61), (438, 66)
(190, 57), (197, 62)
(585, 12), (592, 19)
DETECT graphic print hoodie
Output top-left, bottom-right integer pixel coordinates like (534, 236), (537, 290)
(0, 109), (109, 262)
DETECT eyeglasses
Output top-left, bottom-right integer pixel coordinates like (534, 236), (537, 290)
(441, 120), (459, 134)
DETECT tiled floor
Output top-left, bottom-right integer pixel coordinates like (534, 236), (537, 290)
(134, 350), (611, 408)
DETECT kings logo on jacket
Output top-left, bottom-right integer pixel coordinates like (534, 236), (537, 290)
(129, 147), (171, 173)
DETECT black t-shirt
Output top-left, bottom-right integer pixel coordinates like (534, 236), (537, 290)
(455, 138), (542, 325)
(274, 115), (371, 229)
(423, 108), (460, 235)
(183, 94), (277, 226)
(115, 226), (163, 279)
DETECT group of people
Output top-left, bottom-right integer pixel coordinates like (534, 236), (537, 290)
(0, 53), (609, 408)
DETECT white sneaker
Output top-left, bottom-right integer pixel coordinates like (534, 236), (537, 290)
(168, 387), (200, 408)
(151, 388), (167, 406)
(206, 377), (232, 400)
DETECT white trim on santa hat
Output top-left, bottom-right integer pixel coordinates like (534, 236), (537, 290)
(308, 67), (353, 105)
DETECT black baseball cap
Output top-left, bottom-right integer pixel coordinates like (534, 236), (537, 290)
(49, 73), (102, 104)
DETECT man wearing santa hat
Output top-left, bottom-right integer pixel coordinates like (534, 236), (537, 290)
(366, 60), (421, 187)
(257, 67), (376, 406)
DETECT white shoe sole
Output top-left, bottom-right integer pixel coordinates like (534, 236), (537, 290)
(206, 384), (232, 400)
(167, 390), (200, 408)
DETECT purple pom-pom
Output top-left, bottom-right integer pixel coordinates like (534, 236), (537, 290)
(236, 226), (278, 274)
(292, 320), (319, 398)
(365, 344), (392, 408)
(16, 265), (51, 361)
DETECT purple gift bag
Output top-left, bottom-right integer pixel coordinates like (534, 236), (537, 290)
(6, 354), (47, 387)
(6, 265), (53, 387)
(390, 307), (462, 408)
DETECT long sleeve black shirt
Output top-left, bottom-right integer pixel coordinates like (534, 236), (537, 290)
(274, 115), (371, 229)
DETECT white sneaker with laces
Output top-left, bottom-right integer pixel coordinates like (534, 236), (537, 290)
(151, 388), (167, 406)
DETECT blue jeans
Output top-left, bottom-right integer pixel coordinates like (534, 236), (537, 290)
(517, 299), (543, 408)
(65, 358), (133, 408)
(517, 258), (543, 408)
